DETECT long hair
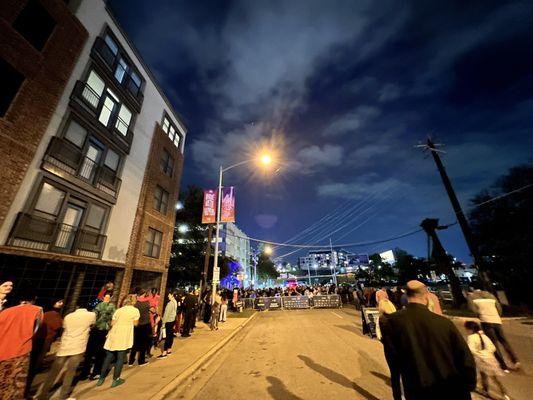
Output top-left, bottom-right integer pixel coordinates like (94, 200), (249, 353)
(121, 294), (137, 307)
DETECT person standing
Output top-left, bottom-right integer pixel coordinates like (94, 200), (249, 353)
(37, 305), (95, 400)
(0, 276), (14, 312)
(383, 280), (476, 400)
(81, 292), (115, 380)
(97, 281), (114, 300)
(468, 283), (520, 371)
(0, 289), (42, 400)
(377, 299), (401, 400)
(158, 291), (177, 357)
(427, 289), (443, 315)
(181, 289), (197, 338)
(97, 294), (139, 388)
(210, 291), (221, 331)
(219, 293), (228, 322)
(375, 285), (389, 304)
(464, 321), (511, 400)
(129, 289), (151, 366)
(29, 298), (64, 385)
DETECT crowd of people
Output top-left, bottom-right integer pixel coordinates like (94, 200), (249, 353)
(374, 280), (520, 400)
(0, 276), (230, 400)
(0, 274), (523, 400)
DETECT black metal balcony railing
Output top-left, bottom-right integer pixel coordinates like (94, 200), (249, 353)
(43, 137), (122, 198)
(8, 213), (107, 259)
(92, 37), (144, 108)
(72, 81), (134, 149)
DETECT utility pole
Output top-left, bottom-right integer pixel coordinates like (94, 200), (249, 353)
(200, 224), (213, 296)
(420, 218), (466, 307)
(419, 137), (491, 290)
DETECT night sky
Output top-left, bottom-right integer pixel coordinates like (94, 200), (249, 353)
(109, 0), (533, 264)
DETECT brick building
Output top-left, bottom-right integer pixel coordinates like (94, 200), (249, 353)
(0, 0), (186, 311)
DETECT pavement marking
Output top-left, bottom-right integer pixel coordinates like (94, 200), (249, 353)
(331, 311), (344, 319)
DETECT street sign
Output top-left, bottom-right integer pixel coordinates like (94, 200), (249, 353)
(213, 266), (220, 283)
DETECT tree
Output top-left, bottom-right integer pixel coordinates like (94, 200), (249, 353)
(256, 252), (278, 281)
(469, 163), (533, 306)
(168, 186), (230, 287)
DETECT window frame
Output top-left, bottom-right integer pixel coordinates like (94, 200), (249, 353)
(153, 185), (169, 214)
(160, 113), (182, 150)
(160, 148), (174, 177)
(144, 227), (163, 258)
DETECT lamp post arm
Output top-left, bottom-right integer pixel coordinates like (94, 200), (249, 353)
(222, 159), (253, 173)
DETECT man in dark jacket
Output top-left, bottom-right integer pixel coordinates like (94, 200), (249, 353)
(381, 280), (476, 400)
(129, 288), (151, 365)
(182, 288), (198, 337)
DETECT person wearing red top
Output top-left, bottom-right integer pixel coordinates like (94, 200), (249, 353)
(0, 289), (42, 400)
(97, 281), (115, 300)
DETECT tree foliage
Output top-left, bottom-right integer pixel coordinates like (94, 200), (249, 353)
(256, 252), (279, 280)
(168, 185), (230, 287)
(469, 163), (533, 306)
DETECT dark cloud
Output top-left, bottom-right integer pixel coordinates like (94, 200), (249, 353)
(110, 0), (533, 262)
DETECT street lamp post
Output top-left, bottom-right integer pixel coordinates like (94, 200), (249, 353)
(211, 155), (273, 303)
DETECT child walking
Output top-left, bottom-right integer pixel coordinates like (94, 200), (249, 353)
(464, 320), (511, 400)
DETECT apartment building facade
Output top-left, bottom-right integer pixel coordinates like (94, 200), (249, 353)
(0, 0), (186, 310)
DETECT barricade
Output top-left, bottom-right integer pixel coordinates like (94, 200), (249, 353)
(239, 295), (342, 310)
(312, 295), (342, 308)
(281, 296), (310, 309)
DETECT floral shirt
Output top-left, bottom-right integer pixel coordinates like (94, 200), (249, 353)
(94, 301), (116, 331)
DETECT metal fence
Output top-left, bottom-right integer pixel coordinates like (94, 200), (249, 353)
(239, 294), (342, 310)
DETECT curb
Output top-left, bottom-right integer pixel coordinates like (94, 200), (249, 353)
(446, 315), (530, 322)
(150, 312), (258, 400)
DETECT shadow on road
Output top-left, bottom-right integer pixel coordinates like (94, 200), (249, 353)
(297, 355), (381, 400)
(266, 376), (303, 400)
(370, 370), (391, 387)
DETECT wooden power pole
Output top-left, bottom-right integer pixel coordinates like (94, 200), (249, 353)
(420, 137), (491, 290)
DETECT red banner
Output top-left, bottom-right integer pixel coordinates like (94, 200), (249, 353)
(201, 189), (217, 224)
(221, 186), (235, 223)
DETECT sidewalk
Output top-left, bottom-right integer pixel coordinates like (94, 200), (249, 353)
(38, 312), (256, 400)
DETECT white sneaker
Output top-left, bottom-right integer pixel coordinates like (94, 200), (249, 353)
(66, 398), (77, 400)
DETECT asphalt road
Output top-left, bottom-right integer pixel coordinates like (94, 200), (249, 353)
(170, 308), (533, 400)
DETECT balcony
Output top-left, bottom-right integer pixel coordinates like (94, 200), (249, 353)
(91, 36), (144, 111)
(42, 137), (122, 200)
(8, 213), (107, 259)
(71, 81), (134, 152)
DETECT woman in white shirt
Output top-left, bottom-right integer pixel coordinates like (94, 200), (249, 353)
(96, 294), (139, 388)
(464, 320), (510, 400)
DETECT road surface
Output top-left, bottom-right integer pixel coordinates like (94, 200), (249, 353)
(169, 307), (532, 400)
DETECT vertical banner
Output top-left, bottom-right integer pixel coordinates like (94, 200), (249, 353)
(220, 186), (235, 222)
(201, 189), (217, 224)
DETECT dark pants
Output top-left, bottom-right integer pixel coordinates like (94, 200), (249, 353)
(203, 304), (212, 323)
(182, 311), (195, 336)
(164, 322), (175, 351)
(100, 350), (125, 381)
(129, 324), (151, 365)
(481, 322), (518, 369)
(81, 328), (107, 377)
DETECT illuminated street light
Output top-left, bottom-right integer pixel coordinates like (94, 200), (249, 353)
(264, 245), (273, 255)
(211, 150), (277, 301)
(175, 201), (184, 210)
(178, 224), (189, 234)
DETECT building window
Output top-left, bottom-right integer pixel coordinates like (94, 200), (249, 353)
(144, 228), (162, 258)
(160, 149), (174, 177)
(153, 185), (169, 214)
(34, 182), (66, 219)
(160, 115), (181, 149)
(81, 70), (133, 136)
(13, 0), (56, 51)
(96, 32), (144, 98)
(0, 58), (25, 117)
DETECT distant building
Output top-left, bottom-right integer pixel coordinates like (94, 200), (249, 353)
(219, 222), (250, 282)
(298, 249), (369, 273)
